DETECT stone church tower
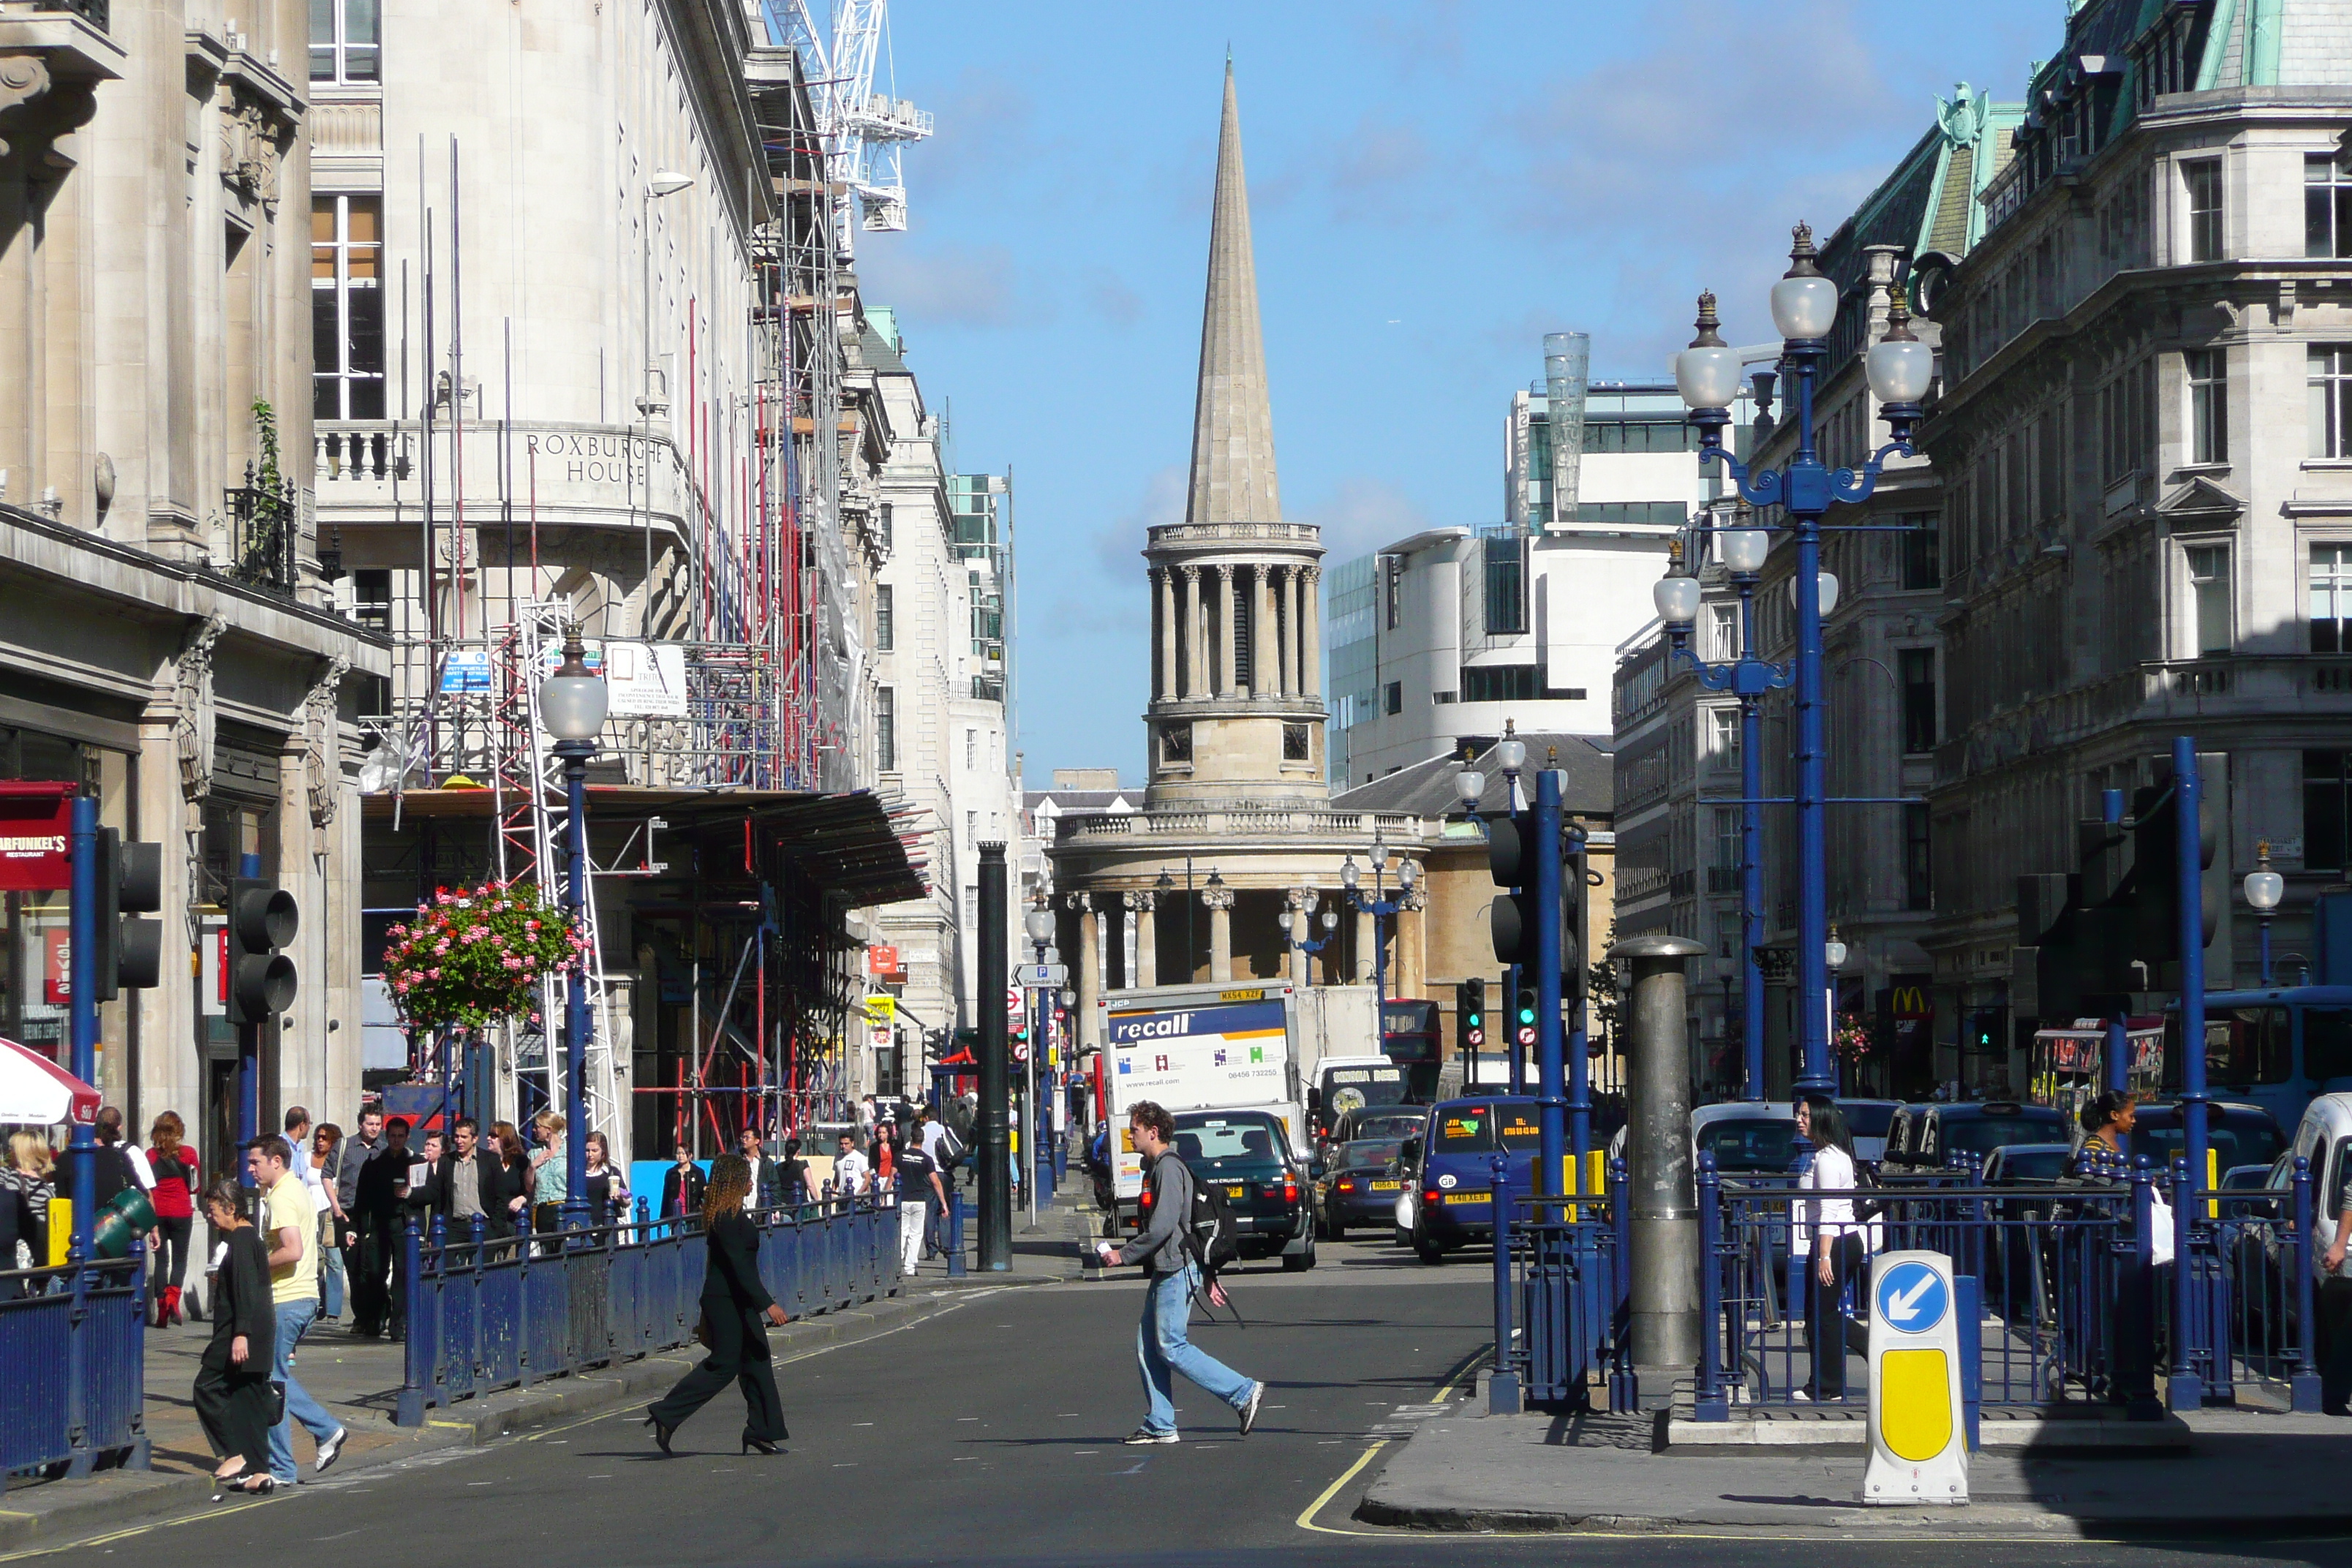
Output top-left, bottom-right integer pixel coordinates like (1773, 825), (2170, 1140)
(1051, 64), (1419, 1046)
(1142, 62), (1326, 804)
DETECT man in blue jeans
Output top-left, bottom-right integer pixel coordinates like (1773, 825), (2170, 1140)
(1094, 1101), (1264, 1444)
(245, 1137), (347, 1485)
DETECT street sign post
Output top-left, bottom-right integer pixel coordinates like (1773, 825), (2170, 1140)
(1863, 1250), (1969, 1506)
(1015, 962), (1068, 987)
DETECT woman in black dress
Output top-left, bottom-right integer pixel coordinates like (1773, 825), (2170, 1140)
(192, 1178), (277, 1494)
(644, 1154), (791, 1455)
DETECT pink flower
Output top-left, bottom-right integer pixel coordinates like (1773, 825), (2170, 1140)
(526, 920), (540, 933)
(427, 968), (442, 980)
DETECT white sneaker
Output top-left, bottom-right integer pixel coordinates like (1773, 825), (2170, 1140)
(1123, 1427), (1179, 1444)
(1238, 1382), (1264, 1436)
(314, 1427), (347, 1473)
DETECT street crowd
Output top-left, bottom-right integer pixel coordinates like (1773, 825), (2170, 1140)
(0, 1090), (970, 1493)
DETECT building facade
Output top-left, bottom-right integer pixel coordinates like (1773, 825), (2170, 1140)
(0, 0), (386, 1172)
(1922, 0), (2352, 1090)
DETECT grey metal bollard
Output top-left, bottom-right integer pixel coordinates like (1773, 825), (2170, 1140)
(1610, 932), (1705, 1378)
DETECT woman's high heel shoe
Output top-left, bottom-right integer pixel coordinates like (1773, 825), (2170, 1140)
(742, 1436), (785, 1455)
(644, 1411), (676, 1455)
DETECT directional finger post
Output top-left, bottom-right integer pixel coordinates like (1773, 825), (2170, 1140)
(1863, 1251), (1968, 1507)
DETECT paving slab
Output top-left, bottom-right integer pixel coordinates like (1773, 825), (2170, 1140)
(1357, 1406), (2352, 1537)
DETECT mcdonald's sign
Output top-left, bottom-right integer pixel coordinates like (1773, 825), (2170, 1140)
(1890, 984), (1933, 1021)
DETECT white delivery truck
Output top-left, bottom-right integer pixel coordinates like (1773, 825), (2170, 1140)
(1099, 979), (1307, 1211)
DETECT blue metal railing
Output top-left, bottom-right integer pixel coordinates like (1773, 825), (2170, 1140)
(396, 1194), (900, 1425)
(1489, 1156), (1629, 1411)
(2163, 1156), (2321, 1412)
(1, 1248), (150, 1490)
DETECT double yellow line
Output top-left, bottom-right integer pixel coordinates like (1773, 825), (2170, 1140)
(1292, 1341), (1485, 1537)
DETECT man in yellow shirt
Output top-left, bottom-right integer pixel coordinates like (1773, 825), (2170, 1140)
(245, 1137), (347, 1485)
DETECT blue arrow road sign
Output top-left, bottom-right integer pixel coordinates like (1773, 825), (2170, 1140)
(1873, 1259), (1949, 1334)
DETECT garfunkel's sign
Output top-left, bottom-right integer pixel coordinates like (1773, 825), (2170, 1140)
(0, 781), (75, 892)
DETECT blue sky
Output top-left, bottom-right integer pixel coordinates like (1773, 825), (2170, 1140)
(860, 1), (2060, 786)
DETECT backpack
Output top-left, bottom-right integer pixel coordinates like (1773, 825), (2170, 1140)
(1177, 1159), (1240, 1278)
(934, 1124), (968, 1170)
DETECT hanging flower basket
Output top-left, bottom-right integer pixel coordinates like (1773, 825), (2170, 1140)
(1832, 1011), (1882, 1063)
(381, 880), (581, 1030)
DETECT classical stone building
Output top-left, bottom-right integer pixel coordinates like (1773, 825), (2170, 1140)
(0, 0), (385, 1172)
(1921, 0), (2352, 1090)
(1046, 64), (1406, 1047)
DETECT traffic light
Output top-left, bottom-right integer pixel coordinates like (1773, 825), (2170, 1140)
(227, 876), (298, 1025)
(95, 829), (163, 999)
(1563, 827), (1591, 1002)
(1457, 977), (1485, 1054)
(2128, 769), (2222, 978)
(1515, 988), (1538, 1052)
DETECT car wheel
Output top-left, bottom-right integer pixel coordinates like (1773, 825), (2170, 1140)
(1283, 1232), (1317, 1272)
(1412, 1221), (1444, 1266)
(1326, 1211), (1346, 1242)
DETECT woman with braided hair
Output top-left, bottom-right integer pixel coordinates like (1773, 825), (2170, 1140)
(644, 1153), (791, 1455)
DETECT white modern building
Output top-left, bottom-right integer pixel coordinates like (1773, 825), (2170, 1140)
(1329, 364), (1752, 785)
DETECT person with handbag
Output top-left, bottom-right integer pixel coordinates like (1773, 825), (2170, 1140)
(644, 1154), (791, 1456)
(194, 1177), (279, 1495)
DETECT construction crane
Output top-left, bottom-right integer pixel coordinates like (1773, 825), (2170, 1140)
(762, 0), (932, 242)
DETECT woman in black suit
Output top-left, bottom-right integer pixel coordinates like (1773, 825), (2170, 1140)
(644, 1154), (790, 1455)
(192, 1178), (277, 1493)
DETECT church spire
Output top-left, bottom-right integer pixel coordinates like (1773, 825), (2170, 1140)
(1185, 59), (1283, 527)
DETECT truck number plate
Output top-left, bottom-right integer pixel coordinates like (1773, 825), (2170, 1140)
(1443, 1191), (1487, 1205)
(1224, 1185), (1248, 1199)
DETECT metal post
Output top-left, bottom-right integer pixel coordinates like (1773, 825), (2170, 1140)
(2174, 739), (2210, 1232)
(2293, 1154), (2322, 1412)
(560, 743), (592, 1235)
(1613, 932), (1705, 1374)
(1567, 826), (1592, 1185)
(1489, 1153), (1520, 1414)
(1534, 770), (1565, 1200)
(1738, 581), (1765, 1101)
(67, 796), (97, 1256)
(237, 848), (262, 1177)
(2168, 1157), (2201, 1409)
(976, 843), (1011, 1271)
(1695, 1153), (1726, 1418)
(1790, 350), (1832, 1109)
(2260, 915), (2275, 987)
(1505, 961), (1525, 1095)
(946, 1183), (967, 1278)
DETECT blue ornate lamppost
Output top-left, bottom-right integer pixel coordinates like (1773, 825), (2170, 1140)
(538, 628), (608, 1235)
(1661, 223), (1935, 1107)
(1341, 844), (1417, 1005)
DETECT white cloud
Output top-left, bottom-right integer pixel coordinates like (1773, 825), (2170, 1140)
(857, 241), (1031, 329)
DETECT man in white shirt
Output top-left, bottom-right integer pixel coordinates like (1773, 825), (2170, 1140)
(832, 1131), (870, 1199)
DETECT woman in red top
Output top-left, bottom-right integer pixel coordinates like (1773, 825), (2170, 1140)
(146, 1112), (200, 1327)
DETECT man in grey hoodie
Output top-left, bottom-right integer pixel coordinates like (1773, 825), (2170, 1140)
(1093, 1100), (1264, 1444)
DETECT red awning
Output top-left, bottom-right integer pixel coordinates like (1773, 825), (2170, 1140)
(0, 1036), (99, 1127)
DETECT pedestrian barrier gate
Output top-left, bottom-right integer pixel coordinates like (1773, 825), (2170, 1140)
(1863, 1250), (1967, 1506)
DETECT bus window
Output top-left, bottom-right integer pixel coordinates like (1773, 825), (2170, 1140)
(2208, 1006), (2291, 1086)
(2307, 1009), (2352, 1083)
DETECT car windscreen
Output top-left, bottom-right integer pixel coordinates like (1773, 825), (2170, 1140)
(1337, 1139), (1405, 1171)
(1697, 1117), (1798, 1174)
(1322, 1065), (1410, 1114)
(1843, 1104), (1897, 1139)
(2133, 1120), (2285, 1175)
(1353, 1110), (1428, 1142)
(1432, 1103), (1534, 1154)
(1937, 1111), (2067, 1158)
(1175, 1113), (1287, 1173)
(1993, 1148), (2070, 1183)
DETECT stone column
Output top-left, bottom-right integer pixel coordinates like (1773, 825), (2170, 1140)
(1254, 566), (1278, 696)
(1182, 566), (1204, 698)
(1399, 885), (1428, 1000)
(1205, 885), (1237, 983)
(1301, 566), (1322, 698)
(1069, 893), (1101, 1050)
(1354, 905), (1377, 985)
(1281, 567), (1301, 697)
(1215, 565), (1237, 696)
(1129, 890), (1158, 988)
(1154, 567), (1177, 702)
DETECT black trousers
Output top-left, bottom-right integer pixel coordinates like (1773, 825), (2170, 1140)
(154, 1215), (194, 1287)
(1806, 1233), (1868, 1399)
(194, 1360), (275, 1472)
(2318, 1276), (2352, 1414)
(650, 1297), (787, 1444)
(353, 1212), (407, 1334)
